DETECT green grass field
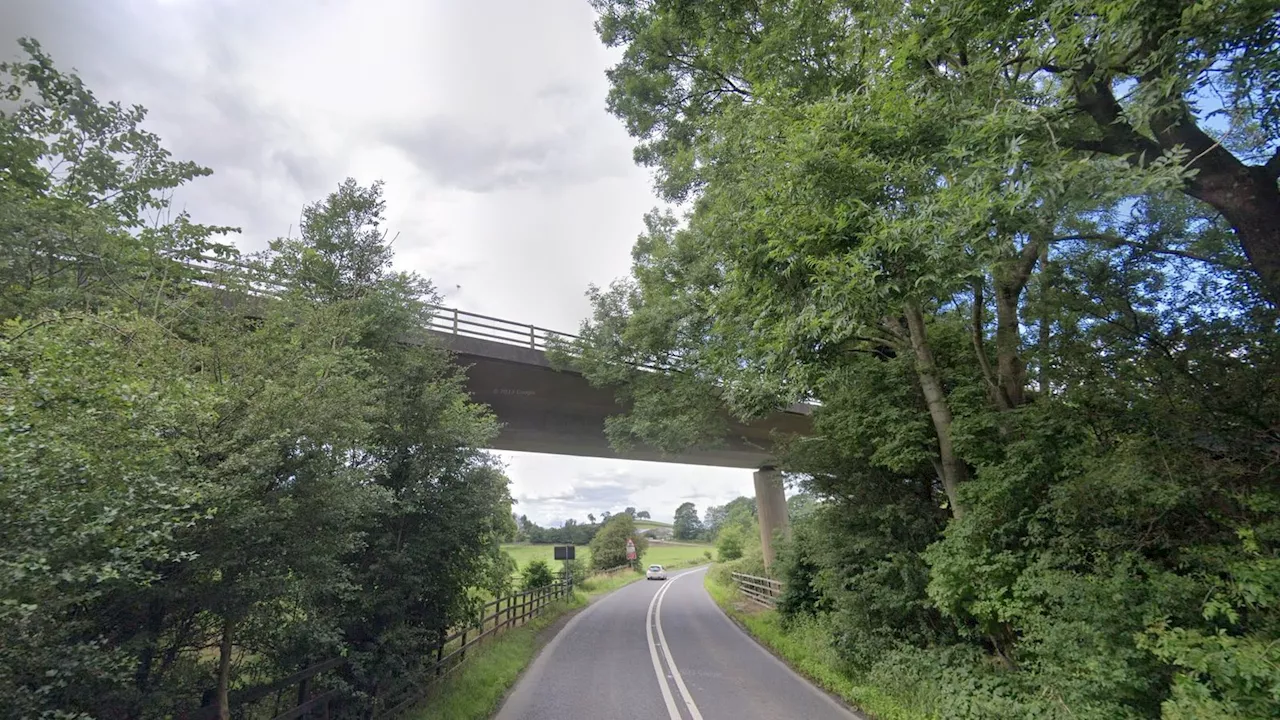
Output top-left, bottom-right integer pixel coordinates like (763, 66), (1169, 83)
(644, 543), (714, 567)
(502, 543), (590, 571)
(502, 542), (712, 574)
(634, 518), (673, 530)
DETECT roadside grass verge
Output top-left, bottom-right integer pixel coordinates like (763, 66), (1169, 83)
(703, 574), (933, 720)
(501, 543), (591, 574)
(408, 592), (586, 720)
(579, 570), (644, 596)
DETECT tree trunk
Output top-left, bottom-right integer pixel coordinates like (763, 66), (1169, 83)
(994, 282), (1027, 408)
(970, 280), (1008, 410)
(1037, 245), (1051, 393)
(133, 598), (167, 706)
(216, 616), (235, 720)
(990, 237), (1041, 409)
(1184, 164), (1280, 305)
(1071, 70), (1280, 304)
(903, 301), (967, 517)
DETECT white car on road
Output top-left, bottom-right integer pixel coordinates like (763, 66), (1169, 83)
(646, 564), (667, 580)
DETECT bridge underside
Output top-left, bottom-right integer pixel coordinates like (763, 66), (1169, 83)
(432, 333), (811, 469)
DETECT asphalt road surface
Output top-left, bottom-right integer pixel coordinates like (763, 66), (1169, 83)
(495, 567), (862, 720)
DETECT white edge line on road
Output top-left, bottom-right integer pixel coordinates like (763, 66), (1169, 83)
(497, 571), (665, 720)
(646, 577), (683, 720)
(655, 570), (706, 720)
(698, 572), (866, 720)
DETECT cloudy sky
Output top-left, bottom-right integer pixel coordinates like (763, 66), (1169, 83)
(1, 0), (754, 524)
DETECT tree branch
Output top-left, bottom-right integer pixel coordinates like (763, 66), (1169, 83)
(1054, 233), (1241, 268)
(1148, 97), (1244, 182)
(1009, 236), (1043, 297)
(662, 52), (753, 99)
(970, 279), (1002, 400)
(1070, 66), (1163, 166)
(1265, 146), (1280, 182)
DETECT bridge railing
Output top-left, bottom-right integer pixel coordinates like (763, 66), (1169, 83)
(179, 255), (695, 372)
(425, 305), (577, 352)
(180, 255), (578, 352)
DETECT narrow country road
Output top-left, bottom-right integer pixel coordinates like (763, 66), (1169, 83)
(495, 567), (862, 720)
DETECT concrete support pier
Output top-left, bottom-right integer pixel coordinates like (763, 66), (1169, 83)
(753, 466), (790, 570)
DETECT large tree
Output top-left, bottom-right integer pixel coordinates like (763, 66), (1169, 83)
(672, 502), (703, 540)
(261, 179), (513, 699)
(589, 513), (648, 570)
(0, 41), (513, 718)
(583, 3), (1280, 717)
(593, 0), (1280, 304)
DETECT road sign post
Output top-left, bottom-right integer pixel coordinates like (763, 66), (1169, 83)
(553, 545), (575, 586)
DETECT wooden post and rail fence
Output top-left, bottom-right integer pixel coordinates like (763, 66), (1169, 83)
(730, 572), (784, 609)
(184, 577), (574, 720)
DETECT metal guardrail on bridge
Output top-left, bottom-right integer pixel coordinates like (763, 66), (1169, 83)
(181, 255), (704, 376)
(425, 305), (577, 352)
(182, 255), (580, 354)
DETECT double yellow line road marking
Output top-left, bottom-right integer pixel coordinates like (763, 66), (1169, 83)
(645, 570), (706, 720)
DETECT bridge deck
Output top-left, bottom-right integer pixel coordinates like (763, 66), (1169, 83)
(431, 331), (810, 468)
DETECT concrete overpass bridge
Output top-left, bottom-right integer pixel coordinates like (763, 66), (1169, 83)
(196, 256), (804, 566)
(425, 306), (812, 566)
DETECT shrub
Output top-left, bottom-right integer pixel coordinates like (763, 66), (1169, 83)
(717, 526), (745, 560)
(589, 514), (647, 570)
(561, 559), (588, 588)
(521, 560), (556, 590)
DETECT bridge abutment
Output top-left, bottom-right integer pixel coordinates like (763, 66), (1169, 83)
(753, 466), (789, 570)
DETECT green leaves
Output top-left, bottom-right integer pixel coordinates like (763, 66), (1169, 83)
(588, 513), (647, 571)
(1, 38), (213, 226)
(520, 560), (556, 591)
(0, 43), (511, 716)
(0, 39), (236, 324)
(673, 502), (703, 540)
(587, 2), (1280, 717)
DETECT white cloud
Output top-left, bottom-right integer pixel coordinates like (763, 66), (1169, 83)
(0, 0), (763, 524)
(501, 451), (754, 527)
